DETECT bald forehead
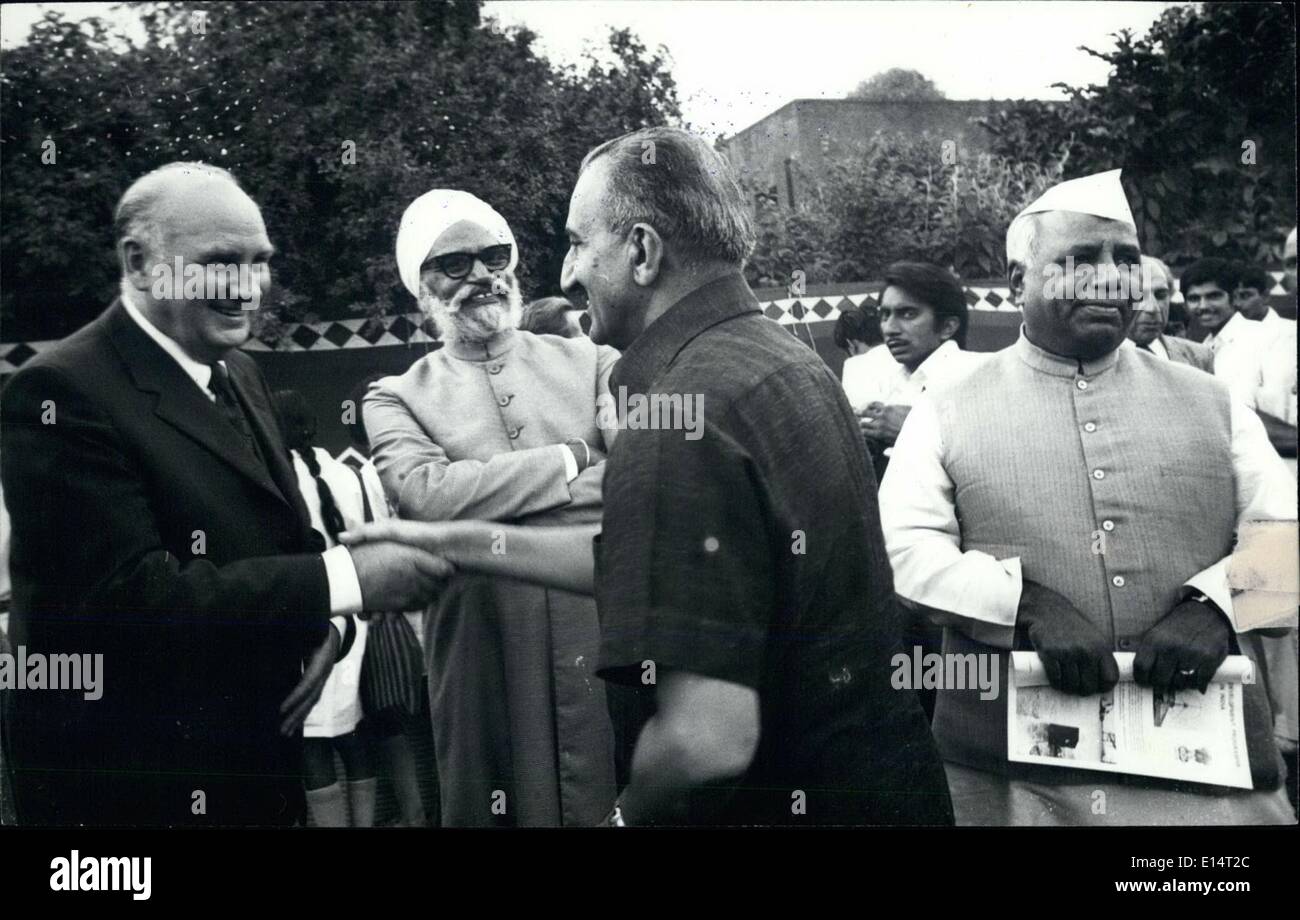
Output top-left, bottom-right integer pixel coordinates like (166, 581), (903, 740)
(147, 172), (267, 251)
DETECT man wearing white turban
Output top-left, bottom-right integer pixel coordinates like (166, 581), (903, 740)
(880, 169), (1297, 825)
(364, 189), (620, 826)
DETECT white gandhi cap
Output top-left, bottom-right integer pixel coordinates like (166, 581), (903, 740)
(1014, 168), (1136, 227)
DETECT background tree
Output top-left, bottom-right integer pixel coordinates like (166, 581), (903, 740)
(979, 2), (1296, 268)
(0, 0), (679, 344)
(744, 133), (1064, 289)
(848, 68), (945, 102)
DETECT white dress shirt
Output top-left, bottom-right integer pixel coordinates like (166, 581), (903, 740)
(1255, 312), (1298, 428)
(841, 339), (985, 413)
(881, 384), (1298, 634)
(120, 294), (362, 618)
(840, 344), (897, 414)
(1259, 306), (1297, 336)
(1204, 311), (1268, 410)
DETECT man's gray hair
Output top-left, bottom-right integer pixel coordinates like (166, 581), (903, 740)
(114, 161), (241, 254)
(580, 127), (756, 266)
(1141, 254), (1173, 288)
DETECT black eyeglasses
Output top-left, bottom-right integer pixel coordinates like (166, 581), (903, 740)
(422, 244), (512, 280)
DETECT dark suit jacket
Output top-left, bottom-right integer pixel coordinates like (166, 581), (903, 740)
(1161, 334), (1215, 373)
(0, 301), (333, 826)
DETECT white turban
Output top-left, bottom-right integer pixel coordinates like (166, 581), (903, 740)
(395, 189), (517, 298)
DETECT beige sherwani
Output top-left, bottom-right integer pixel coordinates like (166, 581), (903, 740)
(365, 327), (619, 826)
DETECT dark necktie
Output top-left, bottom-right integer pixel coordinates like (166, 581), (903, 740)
(207, 362), (264, 464)
(1138, 342), (1153, 352)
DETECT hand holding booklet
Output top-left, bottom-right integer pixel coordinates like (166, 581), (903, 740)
(1007, 652), (1255, 789)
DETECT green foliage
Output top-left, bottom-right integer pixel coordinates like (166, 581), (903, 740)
(744, 179), (837, 290)
(744, 133), (1065, 289)
(1, 1), (679, 343)
(849, 68), (945, 102)
(979, 2), (1296, 269)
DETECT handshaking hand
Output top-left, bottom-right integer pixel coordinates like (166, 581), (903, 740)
(343, 519), (598, 596)
(346, 538), (454, 612)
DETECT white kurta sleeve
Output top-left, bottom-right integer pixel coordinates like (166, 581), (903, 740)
(1183, 397), (1299, 630)
(879, 396), (1024, 643)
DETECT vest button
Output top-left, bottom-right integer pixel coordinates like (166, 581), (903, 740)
(1112, 575), (1126, 587)
(1092, 469), (1105, 480)
(498, 394), (512, 407)
(508, 425), (522, 439)
(1084, 422), (1097, 432)
(489, 364), (503, 375)
(1077, 379), (1089, 390)
(1118, 638), (1134, 650)
(1102, 520), (1115, 531)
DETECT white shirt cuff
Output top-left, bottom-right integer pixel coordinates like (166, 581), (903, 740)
(561, 444), (579, 482)
(324, 544), (364, 615)
(1184, 558), (1239, 631)
(993, 556), (1025, 622)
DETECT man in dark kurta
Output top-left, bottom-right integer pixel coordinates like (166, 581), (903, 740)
(365, 189), (618, 826)
(592, 273), (955, 824)
(564, 128), (954, 825)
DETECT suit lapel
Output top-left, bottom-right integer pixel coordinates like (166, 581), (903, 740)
(107, 301), (292, 507)
(226, 358), (313, 528)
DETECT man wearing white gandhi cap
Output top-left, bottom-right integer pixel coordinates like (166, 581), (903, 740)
(360, 189), (621, 826)
(880, 169), (1298, 825)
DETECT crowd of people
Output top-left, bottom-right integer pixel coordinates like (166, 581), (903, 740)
(0, 128), (1295, 827)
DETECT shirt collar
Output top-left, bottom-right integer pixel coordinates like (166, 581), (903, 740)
(1014, 326), (1120, 378)
(445, 325), (519, 362)
(1208, 310), (1256, 345)
(610, 272), (760, 394)
(120, 292), (215, 392)
(909, 339), (960, 383)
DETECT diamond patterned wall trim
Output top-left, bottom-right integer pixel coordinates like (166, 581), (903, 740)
(1, 273), (1290, 374)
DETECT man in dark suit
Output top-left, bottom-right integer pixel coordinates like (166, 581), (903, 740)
(1128, 255), (1213, 372)
(0, 162), (448, 826)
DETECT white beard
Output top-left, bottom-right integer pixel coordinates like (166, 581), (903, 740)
(421, 274), (523, 346)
